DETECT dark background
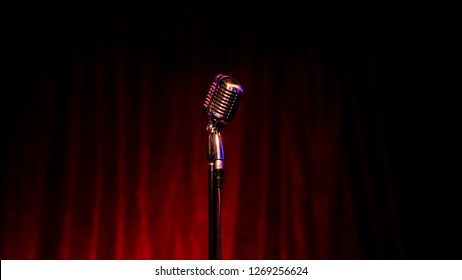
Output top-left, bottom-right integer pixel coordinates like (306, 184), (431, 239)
(1, 2), (460, 259)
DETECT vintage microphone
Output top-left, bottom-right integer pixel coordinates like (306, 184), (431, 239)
(203, 74), (244, 260)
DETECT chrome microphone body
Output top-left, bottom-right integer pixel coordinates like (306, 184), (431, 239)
(204, 74), (244, 177)
(203, 74), (244, 124)
(203, 73), (244, 260)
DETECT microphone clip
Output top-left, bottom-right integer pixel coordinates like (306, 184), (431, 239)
(206, 120), (224, 170)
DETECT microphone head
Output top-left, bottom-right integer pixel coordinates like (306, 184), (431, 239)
(203, 74), (244, 123)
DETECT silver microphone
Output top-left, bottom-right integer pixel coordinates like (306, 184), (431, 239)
(203, 74), (244, 123)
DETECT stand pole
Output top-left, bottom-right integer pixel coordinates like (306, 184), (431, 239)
(208, 163), (221, 259)
(207, 121), (223, 260)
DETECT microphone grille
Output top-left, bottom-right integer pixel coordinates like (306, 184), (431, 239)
(203, 74), (244, 123)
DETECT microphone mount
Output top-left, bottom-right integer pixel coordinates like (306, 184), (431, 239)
(207, 120), (224, 178)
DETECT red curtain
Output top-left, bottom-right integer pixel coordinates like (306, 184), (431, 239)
(2, 3), (460, 260)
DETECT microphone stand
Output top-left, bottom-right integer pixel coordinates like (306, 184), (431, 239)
(207, 120), (224, 260)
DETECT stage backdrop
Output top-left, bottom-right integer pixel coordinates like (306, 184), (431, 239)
(2, 3), (460, 259)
